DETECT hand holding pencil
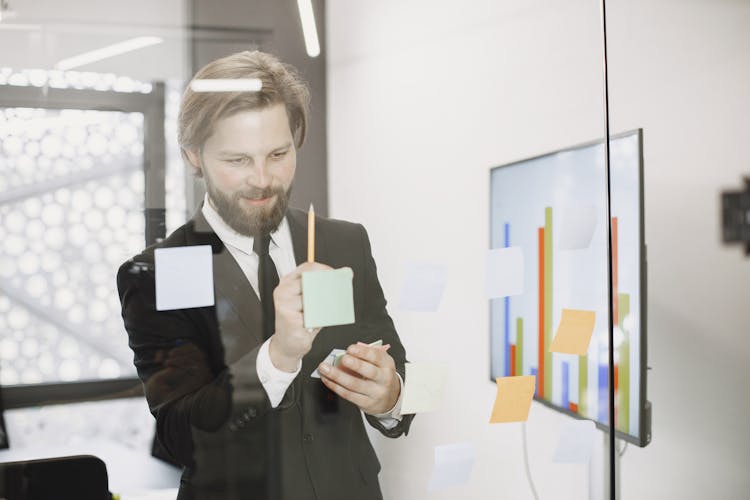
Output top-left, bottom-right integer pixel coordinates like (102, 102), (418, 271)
(268, 202), (330, 372)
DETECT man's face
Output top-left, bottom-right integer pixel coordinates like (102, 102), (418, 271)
(188, 103), (297, 237)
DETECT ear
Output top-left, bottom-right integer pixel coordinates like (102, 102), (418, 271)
(184, 149), (202, 172)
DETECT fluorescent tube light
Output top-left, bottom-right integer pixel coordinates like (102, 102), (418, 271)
(190, 78), (263, 92)
(55, 36), (163, 71)
(296, 0), (320, 58)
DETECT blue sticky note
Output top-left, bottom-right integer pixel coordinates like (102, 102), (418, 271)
(302, 267), (355, 329)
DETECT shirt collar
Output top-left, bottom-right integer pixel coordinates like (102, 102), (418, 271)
(200, 192), (291, 255)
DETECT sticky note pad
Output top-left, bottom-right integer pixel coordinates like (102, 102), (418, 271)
(302, 267), (355, 329)
(311, 339), (383, 378)
(553, 419), (597, 463)
(310, 349), (345, 378)
(559, 205), (598, 250)
(427, 442), (476, 491)
(397, 261), (448, 312)
(485, 247), (524, 298)
(154, 245), (214, 311)
(550, 309), (597, 355)
(489, 375), (536, 423)
(401, 362), (449, 414)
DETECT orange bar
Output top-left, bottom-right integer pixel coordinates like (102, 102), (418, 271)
(510, 345), (517, 377)
(614, 364), (619, 392)
(614, 364), (619, 426)
(569, 402), (579, 413)
(538, 227), (545, 399)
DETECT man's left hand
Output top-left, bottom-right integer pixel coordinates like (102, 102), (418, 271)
(319, 342), (400, 415)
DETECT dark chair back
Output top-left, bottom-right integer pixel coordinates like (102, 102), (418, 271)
(0, 455), (111, 500)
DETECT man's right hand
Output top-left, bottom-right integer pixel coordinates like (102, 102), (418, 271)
(268, 261), (332, 372)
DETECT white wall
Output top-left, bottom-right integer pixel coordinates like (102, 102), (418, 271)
(327, 1), (750, 499)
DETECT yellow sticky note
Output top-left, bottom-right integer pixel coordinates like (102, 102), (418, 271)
(489, 375), (536, 423)
(550, 309), (596, 355)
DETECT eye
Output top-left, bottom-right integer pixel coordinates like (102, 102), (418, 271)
(227, 157), (247, 165)
(271, 150), (288, 160)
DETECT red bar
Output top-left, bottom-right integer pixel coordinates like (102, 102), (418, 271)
(510, 345), (517, 377)
(569, 402), (579, 413)
(538, 227), (545, 399)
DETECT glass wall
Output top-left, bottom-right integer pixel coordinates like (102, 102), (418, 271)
(8, 0), (746, 499)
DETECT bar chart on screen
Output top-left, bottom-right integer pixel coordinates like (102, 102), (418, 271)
(489, 130), (648, 445)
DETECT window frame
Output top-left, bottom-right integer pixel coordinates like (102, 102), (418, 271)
(0, 83), (165, 410)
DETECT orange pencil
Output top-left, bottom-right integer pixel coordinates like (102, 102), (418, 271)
(307, 203), (315, 263)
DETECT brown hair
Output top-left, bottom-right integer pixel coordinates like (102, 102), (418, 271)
(178, 50), (311, 177)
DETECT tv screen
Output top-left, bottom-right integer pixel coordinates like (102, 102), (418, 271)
(489, 129), (650, 446)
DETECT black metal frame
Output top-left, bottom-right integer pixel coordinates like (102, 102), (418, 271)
(2, 379), (144, 410)
(0, 83), (165, 411)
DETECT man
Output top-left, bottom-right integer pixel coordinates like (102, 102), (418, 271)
(117, 51), (413, 500)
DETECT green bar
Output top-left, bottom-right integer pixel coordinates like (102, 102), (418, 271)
(618, 293), (630, 433)
(579, 354), (588, 416)
(544, 207), (553, 398)
(516, 318), (524, 376)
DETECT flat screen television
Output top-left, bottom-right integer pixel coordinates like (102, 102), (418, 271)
(489, 129), (651, 446)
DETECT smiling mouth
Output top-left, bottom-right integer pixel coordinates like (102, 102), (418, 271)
(241, 195), (275, 206)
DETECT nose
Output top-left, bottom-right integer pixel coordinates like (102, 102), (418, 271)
(250, 161), (271, 189)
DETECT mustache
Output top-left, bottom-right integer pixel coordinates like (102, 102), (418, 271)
(234, 186), (283, 200)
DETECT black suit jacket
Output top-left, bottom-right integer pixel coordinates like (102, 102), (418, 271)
(117, 207), (414, 500)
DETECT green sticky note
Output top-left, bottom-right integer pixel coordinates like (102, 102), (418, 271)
(302, 267), (356, 329)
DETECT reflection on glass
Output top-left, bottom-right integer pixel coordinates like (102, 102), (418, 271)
(0, 107), (146, 385)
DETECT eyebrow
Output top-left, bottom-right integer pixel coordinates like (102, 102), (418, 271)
(270, 142), (293, 153)
(217, 142), (293, 157)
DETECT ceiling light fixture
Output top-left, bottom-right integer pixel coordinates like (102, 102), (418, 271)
(55, 36), (163, 71)
(296, 0), (320, 58)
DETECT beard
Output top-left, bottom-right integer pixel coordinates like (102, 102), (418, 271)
(205, 177), (291, 238)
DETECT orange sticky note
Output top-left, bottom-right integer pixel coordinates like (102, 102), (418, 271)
(550, 309), (596, 355)
(489, 375), (536, 423)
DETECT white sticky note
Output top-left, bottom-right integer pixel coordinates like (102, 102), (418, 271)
(155, 245), (214, 311)
(553, 419), (597, 463)
(559, 205), (598, 250)
(397, 261), (448, 312)
(401, 362), (449, 414)
(427, 442), (476, 491)
(485, 247), (524, 298)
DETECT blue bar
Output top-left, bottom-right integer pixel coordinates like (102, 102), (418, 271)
(598, 364), (608, 424)
(561, 361), (570, 409)
(504, 222), (510, 376)
(530, 367), (538, 397)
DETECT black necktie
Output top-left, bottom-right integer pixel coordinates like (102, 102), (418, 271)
(254, 234), (279, 340)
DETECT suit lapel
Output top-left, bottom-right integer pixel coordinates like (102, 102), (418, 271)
(189, 210), (264, 358)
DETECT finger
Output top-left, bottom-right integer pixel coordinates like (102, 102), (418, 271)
(278, 295), (303, 313)
(298, 261), (333, 273)
(304, 327), (322, 338)
(319, 364), (376, 397)
(320, 373), (371, 409)
(339, 354), (381, 381)
(346, 343), (390, 368)
(275, 276), (302, 297)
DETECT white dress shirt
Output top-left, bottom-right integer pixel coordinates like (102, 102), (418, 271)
(201, 195), (403, 426)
